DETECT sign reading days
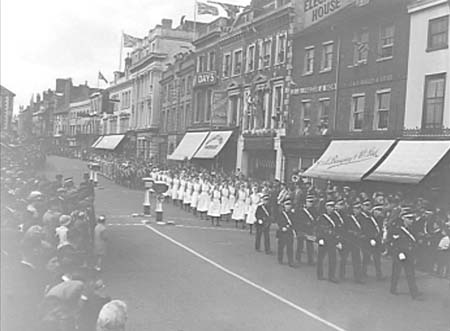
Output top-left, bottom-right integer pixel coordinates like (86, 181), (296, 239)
(195, 71), (217, 87)
(303, 0), (354, 28)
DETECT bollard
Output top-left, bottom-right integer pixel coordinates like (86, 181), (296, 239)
(155, 194), (164, 222)
(89, 162), (100, 186)
(142, 178), (154, 217)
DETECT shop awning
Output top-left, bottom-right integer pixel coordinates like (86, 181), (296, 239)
(193, 130), (233, 159)
(91, 136), (104, 148)
(302, 140), (395, 181)
(94, 134), (125, 150)
(167, 131), (209, 161)
(365, 140), (450, 184)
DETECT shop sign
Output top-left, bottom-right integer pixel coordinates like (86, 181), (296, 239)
(211, 90), (228, 126)
(295, 83), (337, 95)
(303, 0), (354, 28)
(346, 74), (393, 88)
(195, 71), (217, 87)
(319, 146), (381, 169)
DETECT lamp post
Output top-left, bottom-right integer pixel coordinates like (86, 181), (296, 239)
(142, 177), (154, 216)
(152, 180), (169, 224)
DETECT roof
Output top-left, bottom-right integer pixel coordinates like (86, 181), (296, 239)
(0, 85), (16, 97)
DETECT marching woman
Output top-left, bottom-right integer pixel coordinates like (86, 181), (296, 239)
(177, 175), (186, 208)
(164, 171), (173, 201)
(172, 174), (180, 205)
(220, 180), (231, 223)
(208, 183), (222, 226)
(183, 176), (193, 212)
(190, 176), (201, 215)
(246, 184), (260, 234)
(197, 177), (210, 220)
(232, 183), (247, 229)
(228, 180), (236, 216)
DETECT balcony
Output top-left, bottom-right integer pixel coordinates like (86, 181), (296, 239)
(403, 127), (450, 138)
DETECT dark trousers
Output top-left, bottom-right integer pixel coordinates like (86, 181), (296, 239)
(339, 244), (363, 280)
(296, 236), (314, 264)
(255, 225), (270, 252)
(317, 242), (337, 280)
(362, 245), (383, 278)
(277, 232), (294, 265)
(390, 257), (419, 298)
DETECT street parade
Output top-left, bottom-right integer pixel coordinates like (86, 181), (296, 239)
(2, 0), (450, 330)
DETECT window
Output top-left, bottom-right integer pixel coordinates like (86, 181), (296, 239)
(321, 42), (333, 71)
(195, 91), (204, 122)
(247, 44), (255, 72)
(180, 78), (186, 96)
(351, 94), (365, 131)
(205, 89), (212, 121)
(185, 103), (191, 128)
(301, 100), (312, 135)
(354, 30), (369, 64)
(272, 85), (283, 128)
(228, 94), (240, 126)
(379, 25), (394, 59)
(304, 47), (314, 74)
(319, 98), (330, 121)
(208, 51), (215, 71)
(262, 38), (272, 67)
(374, 90), (390, 130)
(197, 55), (205, 72)
(233, 49), (243, 75)
(223, 53), (232, 77)
(428, 16), (449, 51)
(187, 75), (193, 91)
(423, 74), (446, 129)
(276, 33), (287, 64)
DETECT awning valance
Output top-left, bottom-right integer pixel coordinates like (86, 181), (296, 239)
(91, 136), (104, 148)
(365, 140), (450, 184)
(94, 134), (125, 150)
(167, 131), (209, 161)
(302, 140), (395, 181)
(193, 131), (233, 159)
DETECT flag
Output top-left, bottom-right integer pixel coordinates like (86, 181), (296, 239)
(209, 1), (240, 19)
(197, 1), (219, 16)
(123, 32), (142, 48)
(98, 71), (108, 84)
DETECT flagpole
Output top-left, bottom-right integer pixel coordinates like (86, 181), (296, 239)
(119, 30), (123, 72)
(193, 0), (197, 40)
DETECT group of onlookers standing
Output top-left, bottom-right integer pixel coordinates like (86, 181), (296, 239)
(1, 140), (127, 331)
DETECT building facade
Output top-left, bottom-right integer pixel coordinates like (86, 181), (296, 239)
(0, 85), (15, 133)
(285, 0), (412, 179)
(104, 71), (133, 135)
(160, 51), (195, 163)
(128, 18), (196, 161)
(404, 0), (449, 135)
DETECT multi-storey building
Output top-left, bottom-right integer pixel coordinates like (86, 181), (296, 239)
(160, 51), (195, 163)
(128, 18), (196, 160)
(170, 1), (296, 177)
(0, 85), (15, 133)
(290, 0), (413, 183)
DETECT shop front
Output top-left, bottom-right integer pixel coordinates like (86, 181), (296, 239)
(243, 136), (277, 180)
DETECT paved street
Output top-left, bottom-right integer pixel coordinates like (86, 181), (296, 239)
(46, 156), (450, 331)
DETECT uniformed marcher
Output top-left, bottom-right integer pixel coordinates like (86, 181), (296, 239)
(388, 210), (423, 300)
(277, 198), (297, 267)
(339, 200), (364, 283)
(316, 199), (339, 283)
(254, 193), (272, 254)
(360, 198), (384, 280)
(295, 194), (317, 265)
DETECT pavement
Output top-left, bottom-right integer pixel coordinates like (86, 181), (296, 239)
(45, 156), (450, 331)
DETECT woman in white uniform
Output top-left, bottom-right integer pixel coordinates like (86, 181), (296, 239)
(190, 177), (201, 215)
(208, 183), (222, 226)
(232, 183), (247, 228)
(177, 176), (186, 208)
(197, 179), (210, 220)
(183, 176), (193, 211)
(172, 175), (179, 205)
(220, 181), (231, 222)
(246, 184), (260, 234)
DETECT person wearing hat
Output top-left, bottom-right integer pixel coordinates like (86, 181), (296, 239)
(254, 193), (272, 254)
(316, 199), (339, 283)
(295, 194), (317, 265)
(339, 199), (365, 283)
(360, 198), (384, 280)
(94, 215), (108, 272)
(388, 210), (423, 300)
(276, 198), (298, 267)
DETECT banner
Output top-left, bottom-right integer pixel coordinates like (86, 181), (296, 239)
(211, 90), (228, 126)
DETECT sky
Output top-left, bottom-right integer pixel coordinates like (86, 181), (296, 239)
(1, 0), (249, 113)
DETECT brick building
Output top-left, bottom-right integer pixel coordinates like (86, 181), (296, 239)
(0, 85), (15, 133)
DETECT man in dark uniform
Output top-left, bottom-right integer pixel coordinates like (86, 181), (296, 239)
(254, 194), (272, 254)
(316, 199), (339, 283)
(339, 199), (364, 283)
(277, 198), (297, 267)
(388, 210), (424, 300)
(296, 194), (317, 265)
(360, 198), (384, 280)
